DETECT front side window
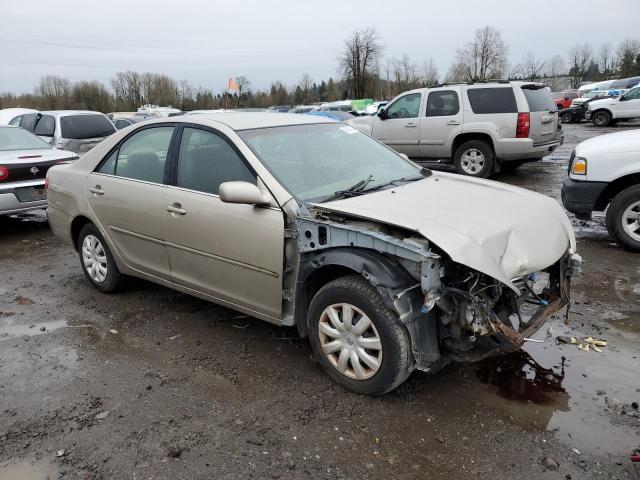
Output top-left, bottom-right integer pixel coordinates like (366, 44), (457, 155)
(97, 126), (174, 184)
(622, 88), (640, 101)
(467, 87), (517, 114)
(386, 93), (421, 119)
(9, 115), (23, 126)
(34, 115), (55, 136)
(425, 90), (460, 117)
(239, 123), (424, 202)
(176, 128), (255, 195)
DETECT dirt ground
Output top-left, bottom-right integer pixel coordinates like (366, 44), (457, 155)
(1, 122), (639, 480)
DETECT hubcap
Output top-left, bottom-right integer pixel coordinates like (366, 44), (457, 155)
(595, 113), (607, 126)
(621, 200), (640, 242)
(460, 149), (485, 175)
(82, 235), (108, 283)
(318, 303), (382, 380)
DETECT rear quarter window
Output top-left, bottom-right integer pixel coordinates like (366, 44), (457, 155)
(466, 88), (517, 114)
(60, 114), (116, 139)
(521, 87), (557, 112)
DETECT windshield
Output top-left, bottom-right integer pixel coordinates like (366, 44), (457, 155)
(60, 114), (116, 139)
(239, 123), (425, 202)
(0, 127), (51, 151)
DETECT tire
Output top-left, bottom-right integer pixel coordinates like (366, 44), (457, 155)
(77, 223), (124, 292)
(307, 275), (413, 395)
(592, 110), (612, 127)
(561, 111), (574, 124)
(605, 185), (640, 252)
(453, 140), (495, 178)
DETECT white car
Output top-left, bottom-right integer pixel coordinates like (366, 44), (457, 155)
(562, 129), (640, 251)
(585, 86), (640, 127)
(0, 108), (38, 126)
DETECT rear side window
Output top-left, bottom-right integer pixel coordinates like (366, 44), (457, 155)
(467, 88), (517, 114)
(176, 127), (255, 195)
(60, 114), (116, 139)
(522, 87), (556, 112)
(34, 115), (55, 136)
(425, 90), (459, 117)
(97, 126), (174, 184)
(19, 114), (38, 132)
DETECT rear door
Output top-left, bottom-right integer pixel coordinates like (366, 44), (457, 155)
(371, 92), (423, 157)
(419, 88), (463, 158)
(519, 85), (559, 145)
(617, 88), (640, 118)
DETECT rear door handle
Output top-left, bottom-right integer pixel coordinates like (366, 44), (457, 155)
(166, 203), (186, 215)
(89, 185), (104, 195)
(404, 122), (417, 128)
(446, 121), (461, 126)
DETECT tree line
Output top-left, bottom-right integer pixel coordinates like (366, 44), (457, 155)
(1, 27), (639, 113)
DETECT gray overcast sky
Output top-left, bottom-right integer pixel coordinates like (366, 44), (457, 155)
(1, 0), (639, 94)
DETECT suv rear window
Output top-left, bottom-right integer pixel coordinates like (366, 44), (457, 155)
(521, 87), (556, 112)
(60, 115), (116, 139)
(466, 88), (517, 114)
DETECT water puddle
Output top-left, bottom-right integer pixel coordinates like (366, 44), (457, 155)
(608, 312), (640, 335)
(0, 319), (68, 339)
(0, 459), (57, 480)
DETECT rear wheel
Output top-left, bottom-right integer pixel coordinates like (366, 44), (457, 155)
(561, 111), (574, 124)
(592, 110), (612, 127)
(308, 275), (413, 395)
(454, 140), (495, 178)
(78, 224), (124, 292)
(605, 185), (640, 252)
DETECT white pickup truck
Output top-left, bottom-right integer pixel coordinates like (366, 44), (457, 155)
(561, 129), (640, 251)
(586, 86), (640, 127)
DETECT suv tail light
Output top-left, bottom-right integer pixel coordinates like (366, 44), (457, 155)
(516, 113), (530, 138)
(45, 176), (49, 190)
(0, 166), (9, 182)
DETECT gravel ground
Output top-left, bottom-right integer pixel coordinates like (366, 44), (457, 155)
(1, 121), (639, 480)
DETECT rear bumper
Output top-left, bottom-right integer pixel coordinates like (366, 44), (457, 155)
(0, 181), (47, 215)
(561, 178), (608, 219)
(499, 132), (563, 161)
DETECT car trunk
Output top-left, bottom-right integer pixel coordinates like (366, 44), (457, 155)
(521, 85), (559, 145)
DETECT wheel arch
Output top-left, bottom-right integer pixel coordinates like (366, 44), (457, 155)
(70, 215), (94, 251)
(591, 108), (613, 122)
(595, 173), (640, 211)
(451, 132), (496, 159)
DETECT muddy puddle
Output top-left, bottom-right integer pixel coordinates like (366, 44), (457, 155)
(0, 459), (57, 480)
(0, 318), (68, 339)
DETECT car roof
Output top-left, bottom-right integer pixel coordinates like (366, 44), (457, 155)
(39, 110), (107, 117)
(171, 112), (334, 131)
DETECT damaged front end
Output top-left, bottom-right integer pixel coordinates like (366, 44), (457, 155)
(287, 203), (582, 373)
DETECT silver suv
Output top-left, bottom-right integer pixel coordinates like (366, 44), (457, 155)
(349, 82), (562, 177)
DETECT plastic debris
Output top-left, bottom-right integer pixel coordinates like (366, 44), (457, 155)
(558, 335), (608, 353)
(109, 329), (118, 334)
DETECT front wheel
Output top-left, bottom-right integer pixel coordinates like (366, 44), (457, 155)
(592, 110), (612, 127)
(561, 111), (574, 124)
(453, 140), (495, 178)
(605, 186), (640, 252)
(308, 276), (413, 395)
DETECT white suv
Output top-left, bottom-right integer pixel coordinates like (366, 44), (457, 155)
(348, 82), (562, 178)
(585, 86), (640, 127)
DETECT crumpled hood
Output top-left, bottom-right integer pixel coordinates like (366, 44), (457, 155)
(315, 172), (575, 291)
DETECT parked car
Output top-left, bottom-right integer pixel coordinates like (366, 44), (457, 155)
(363, 101), (388, 115)
(46, 113), (580, 395)
(562, 129), (640, 251)
(552, 90), (580, 110)
(570, 90), (609, 108)
(289, 106), (318, 114)
(267, 106), (291, 113)
(585, 86), (640, 127)
(15, 111), (116, 154)
(559, 95), (609, 123)
(608, 76), (640, 90)
(306, 110), (354, 121)
(0, 108), (38, 126)
(0, 125), (77, 215)
(348, 81), (562, 178)
(112, 116), (153, 130)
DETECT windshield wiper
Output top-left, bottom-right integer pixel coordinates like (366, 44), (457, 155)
(323, 175), (374, 202)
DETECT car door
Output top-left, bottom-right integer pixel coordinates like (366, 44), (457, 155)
(617, 88), (640, 118)
(87, 125), (176, 279)
(163, 126), (284, 319)
(419, 88), (463, 159)
(371, 92), (422, 157)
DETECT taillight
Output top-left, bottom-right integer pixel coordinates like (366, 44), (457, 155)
(0, 166), (9, 182)
(45, 176), (49, 190)
(516, 112), (530, 138)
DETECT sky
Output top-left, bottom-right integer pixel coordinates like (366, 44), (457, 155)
(1, 0), (639, 94)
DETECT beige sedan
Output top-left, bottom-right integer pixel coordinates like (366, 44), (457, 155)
(46, 113), (580, 395)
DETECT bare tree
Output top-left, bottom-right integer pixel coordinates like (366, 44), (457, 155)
(455, 26), (508, 81)
(36, 76), (72, 109)
(340, 28), (383, 98)
(518, 52), (546, 81)
(72, 80), (112, 112)
(111, 71), (143, 110)
(567, 43), (593, 89)
(298, 73), (314, 104)
(546, 54), (566, 91)
(444, 62), (468, 83)
(598, 42), (615, 77)
(421, 58), (439, 86)
(235, 76), (251, 106)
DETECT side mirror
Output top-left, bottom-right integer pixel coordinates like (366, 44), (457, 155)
(219, 181), (271, 206)
(378, 108), (388, 120)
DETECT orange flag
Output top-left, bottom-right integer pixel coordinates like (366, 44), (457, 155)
(228, 77), (239, 93)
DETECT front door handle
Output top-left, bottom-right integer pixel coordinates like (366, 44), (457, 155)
(404, 122), (417, 128)
(89, 185), (104, 196)
(166, 203), (186, 215)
